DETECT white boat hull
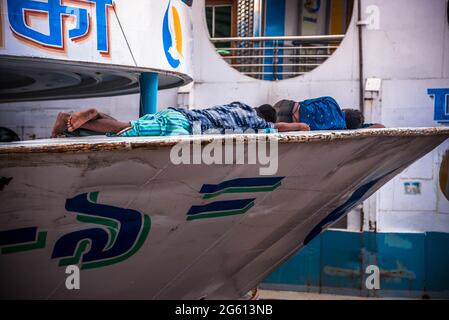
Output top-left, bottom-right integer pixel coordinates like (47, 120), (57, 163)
(0, 128), (448, 299)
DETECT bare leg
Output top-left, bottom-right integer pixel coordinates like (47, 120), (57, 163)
(79, 118), (131, 134)
(67, 108), (99, 132)
(51, 112), (70, 138)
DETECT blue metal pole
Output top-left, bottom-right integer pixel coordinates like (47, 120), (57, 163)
(263, 0), (286, 81)
(140, 72), (159, 117)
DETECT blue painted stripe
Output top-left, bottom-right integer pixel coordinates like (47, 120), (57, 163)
(264, 0), (286, 80)
(200, 177), (285, 194)
(187, 199), (255, 216)
(0, 227), (37, 246)
(304, 170), (397, 245)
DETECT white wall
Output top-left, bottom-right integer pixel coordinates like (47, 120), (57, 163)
(284, 0), (300, 36)
(361, 0), (449, 233)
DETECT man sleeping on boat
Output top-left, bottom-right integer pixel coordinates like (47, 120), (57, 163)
(51, 96), (383, 138)
(273, 97), (385, 130)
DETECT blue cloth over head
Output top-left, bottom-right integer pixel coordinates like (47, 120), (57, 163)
(300, 96), (347, 131)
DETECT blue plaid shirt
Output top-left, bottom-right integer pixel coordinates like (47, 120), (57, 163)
(170, 102), (274, 134)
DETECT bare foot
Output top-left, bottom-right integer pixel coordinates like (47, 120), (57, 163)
(51, 112), (70, 138)
(67, 108), (99, 132)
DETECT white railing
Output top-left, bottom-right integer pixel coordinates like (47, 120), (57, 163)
(210, 35), (345, 80)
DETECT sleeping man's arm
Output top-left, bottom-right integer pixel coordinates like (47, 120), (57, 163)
(362, 123), (386, 129)
(367, 123), (386, 129)
(274, 122), (311, 132)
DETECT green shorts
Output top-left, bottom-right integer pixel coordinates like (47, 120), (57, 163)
(120, 109), (192, 137)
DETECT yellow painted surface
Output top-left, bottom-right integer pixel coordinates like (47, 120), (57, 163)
(330, 0), (345, 34)
(172, 6), (183, 57)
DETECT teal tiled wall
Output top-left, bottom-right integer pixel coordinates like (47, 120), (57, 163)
(263, 231), (449, 298)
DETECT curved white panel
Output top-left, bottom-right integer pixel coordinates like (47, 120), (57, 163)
(0, 0), (193, 99)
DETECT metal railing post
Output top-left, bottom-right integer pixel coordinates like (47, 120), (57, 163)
(140, 72), (158, 117)
(273, 40), (278, 80)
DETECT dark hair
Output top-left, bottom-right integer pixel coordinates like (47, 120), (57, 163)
(256, 104), (277, 123)
(0, 127), (20, 142)
(273, 100), (295, 123)
(343, 109), (364, 129)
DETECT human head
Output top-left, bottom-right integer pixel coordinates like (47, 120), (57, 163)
(256, 104), (277, 123)
(342, 109), (364, 129)
(0, 127), (20, 142)
(273, 100), (295, 123)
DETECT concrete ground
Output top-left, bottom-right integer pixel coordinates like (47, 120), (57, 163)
(258, 289), (411, 300)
